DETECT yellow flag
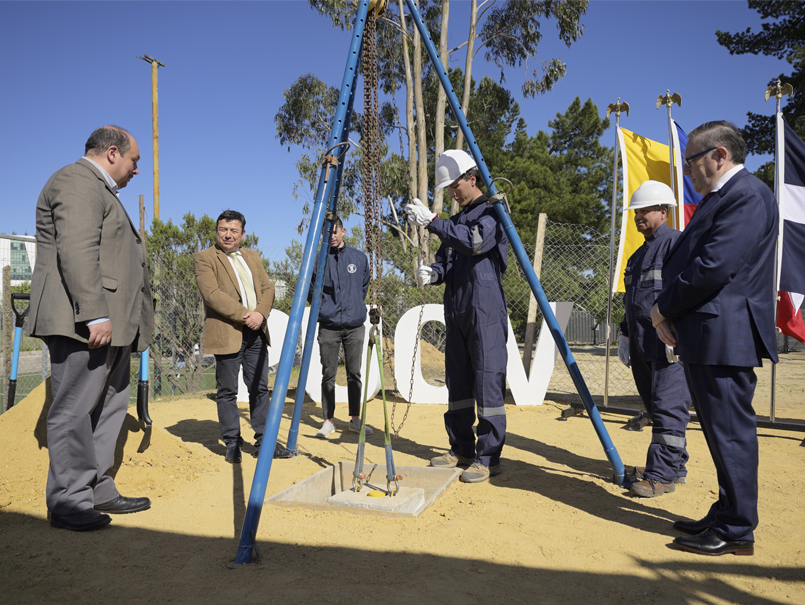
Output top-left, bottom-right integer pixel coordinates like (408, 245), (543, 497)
(613, 127), (674, 292)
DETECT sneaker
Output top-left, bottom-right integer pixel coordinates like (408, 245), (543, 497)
(430, 451), (474, 468)
(348, 420), (373, 435)
(632, 466), (687, 485)
(630, 478), (676, 498)
(460, 461), (501, 483)
(316, 420), (336, 439)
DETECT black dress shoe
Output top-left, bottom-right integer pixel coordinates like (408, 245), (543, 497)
(673, 517), (712, 535)
(94, 495), (151, 514)
(225, 442), (242, 463)
(273, 444), (297, 459)
(673, 528), (754, 556)
(49, 509), (111, 531)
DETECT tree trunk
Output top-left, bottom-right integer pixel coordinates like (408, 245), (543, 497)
(397, 0), (415, 254)
(453, 0), (478, 214)
(432, 0), (450, 216)
(413, 2), (430, 257)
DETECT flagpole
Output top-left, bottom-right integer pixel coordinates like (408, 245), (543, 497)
(766, 79), (794, 423)
(604, 98), (629, 408)
(657, 90), (681, 229)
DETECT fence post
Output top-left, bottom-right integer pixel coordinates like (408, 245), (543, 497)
(2, 266), (11, 411)
(522, 214), (547, 376)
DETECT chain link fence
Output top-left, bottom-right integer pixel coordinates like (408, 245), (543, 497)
(3, 218), (804, 415)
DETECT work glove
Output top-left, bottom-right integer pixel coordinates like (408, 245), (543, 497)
(618, 334), (630, 367)
(665, 344), (678, 364)
(416, 264), (435, 286)
(405, 198), (437, 227)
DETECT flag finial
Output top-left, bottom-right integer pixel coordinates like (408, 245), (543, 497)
(606, 98), (629, 118)
(656, 90), (681, 110)
(765, 80), (793, 102)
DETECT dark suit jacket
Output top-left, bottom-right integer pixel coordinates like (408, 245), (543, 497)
(194, 245), (274, 355)
(656, 168), (778, 367)
(26, 158), (154, 352)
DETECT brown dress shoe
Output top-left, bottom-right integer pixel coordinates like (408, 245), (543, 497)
(630, 478), (676, 498)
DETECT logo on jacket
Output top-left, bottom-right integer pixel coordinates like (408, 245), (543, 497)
(347, 264), (357, 274)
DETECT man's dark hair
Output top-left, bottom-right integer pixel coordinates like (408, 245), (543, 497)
(688, 121), (747, 164)
(461, 167), (482, 185)
(217, 209), (246, 231)
(333, 218), (344, 231)
(85, 126), (131, 156)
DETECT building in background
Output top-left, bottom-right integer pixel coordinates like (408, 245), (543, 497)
(0, 234), (36, 298)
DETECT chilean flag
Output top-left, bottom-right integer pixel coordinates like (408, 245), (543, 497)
(671, 122), (703, 229)
(777, 118), (805, 344)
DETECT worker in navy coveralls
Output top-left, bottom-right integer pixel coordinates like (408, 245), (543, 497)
(405, 150), (509, 484)
(618, 180), (691, 498)
(651, 121), (778, 556)
(308, 217), (372, 439)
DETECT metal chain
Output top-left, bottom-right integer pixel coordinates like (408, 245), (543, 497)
(364, 11), (425, 438)
(363, 11), (382, 310)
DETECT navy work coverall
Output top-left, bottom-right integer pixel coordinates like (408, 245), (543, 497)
(427, 194), (509, 467)
(620, 222), (691, 483)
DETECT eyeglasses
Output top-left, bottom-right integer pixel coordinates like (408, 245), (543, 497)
(684, 147), (717, 168)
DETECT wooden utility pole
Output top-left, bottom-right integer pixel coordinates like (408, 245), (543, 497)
(136, 54), (165, 220)
(139, 194), (146, 240)
(522, 213), (548, 376)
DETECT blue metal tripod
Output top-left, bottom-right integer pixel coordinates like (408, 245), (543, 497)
(235, 0), (626, 564)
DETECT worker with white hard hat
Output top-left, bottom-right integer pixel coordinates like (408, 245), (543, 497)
(404, 149), (509, 484)
(619, 180), (691, 498)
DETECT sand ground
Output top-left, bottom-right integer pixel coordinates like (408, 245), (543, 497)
(1, 364), (804, 604)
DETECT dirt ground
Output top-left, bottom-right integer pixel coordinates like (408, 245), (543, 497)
(1, 362), (804, 605)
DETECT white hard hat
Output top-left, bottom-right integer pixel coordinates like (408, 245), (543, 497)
(434, 150), (478, 190)
(628, 180), (676, 210)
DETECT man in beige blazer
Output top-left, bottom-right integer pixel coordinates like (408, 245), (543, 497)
(26, 126), (154, 531)
(194, 210), (274, 463)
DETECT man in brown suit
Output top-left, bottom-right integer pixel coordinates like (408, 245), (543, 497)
(26, 126), (154, 531)
(194, 210), (275, 463)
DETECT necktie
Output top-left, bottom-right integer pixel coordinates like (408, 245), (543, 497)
(229, 252), (257, 312)
(693, 191), (714, 216)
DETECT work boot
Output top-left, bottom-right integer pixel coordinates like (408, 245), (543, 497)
(429, 451), (473, 468)
(460, 461), (501, 483)
(316, 420), (336, 439)
(630, 478), (676, 498)
(631, 466), (687, 484)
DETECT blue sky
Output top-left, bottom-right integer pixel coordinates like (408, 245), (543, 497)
(0, 1), (789, 258)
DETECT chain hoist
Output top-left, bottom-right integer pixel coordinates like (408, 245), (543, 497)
(352, 8), (401, 497)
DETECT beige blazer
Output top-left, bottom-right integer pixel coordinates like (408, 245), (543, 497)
(26, 159), (154, 352)
(193, 245), (274, 355)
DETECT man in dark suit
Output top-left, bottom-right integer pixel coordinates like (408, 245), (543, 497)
(26, 126), (155, 531)
(651, 121), (778, 556)
(194, 210), (275, 463)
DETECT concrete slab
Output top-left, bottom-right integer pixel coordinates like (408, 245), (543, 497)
(267, 462), (461, 518)
(327, 486), (425, 514)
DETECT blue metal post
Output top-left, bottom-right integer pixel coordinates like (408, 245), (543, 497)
(7, 293), (30, 410)
(285, 72), (359, 454)
(235, 0), (372, 564)
(136, 349), (152, 427)
(285, 184), (337, 453)
(404, 0), (625, 485)
(7, 327), (22, 410)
